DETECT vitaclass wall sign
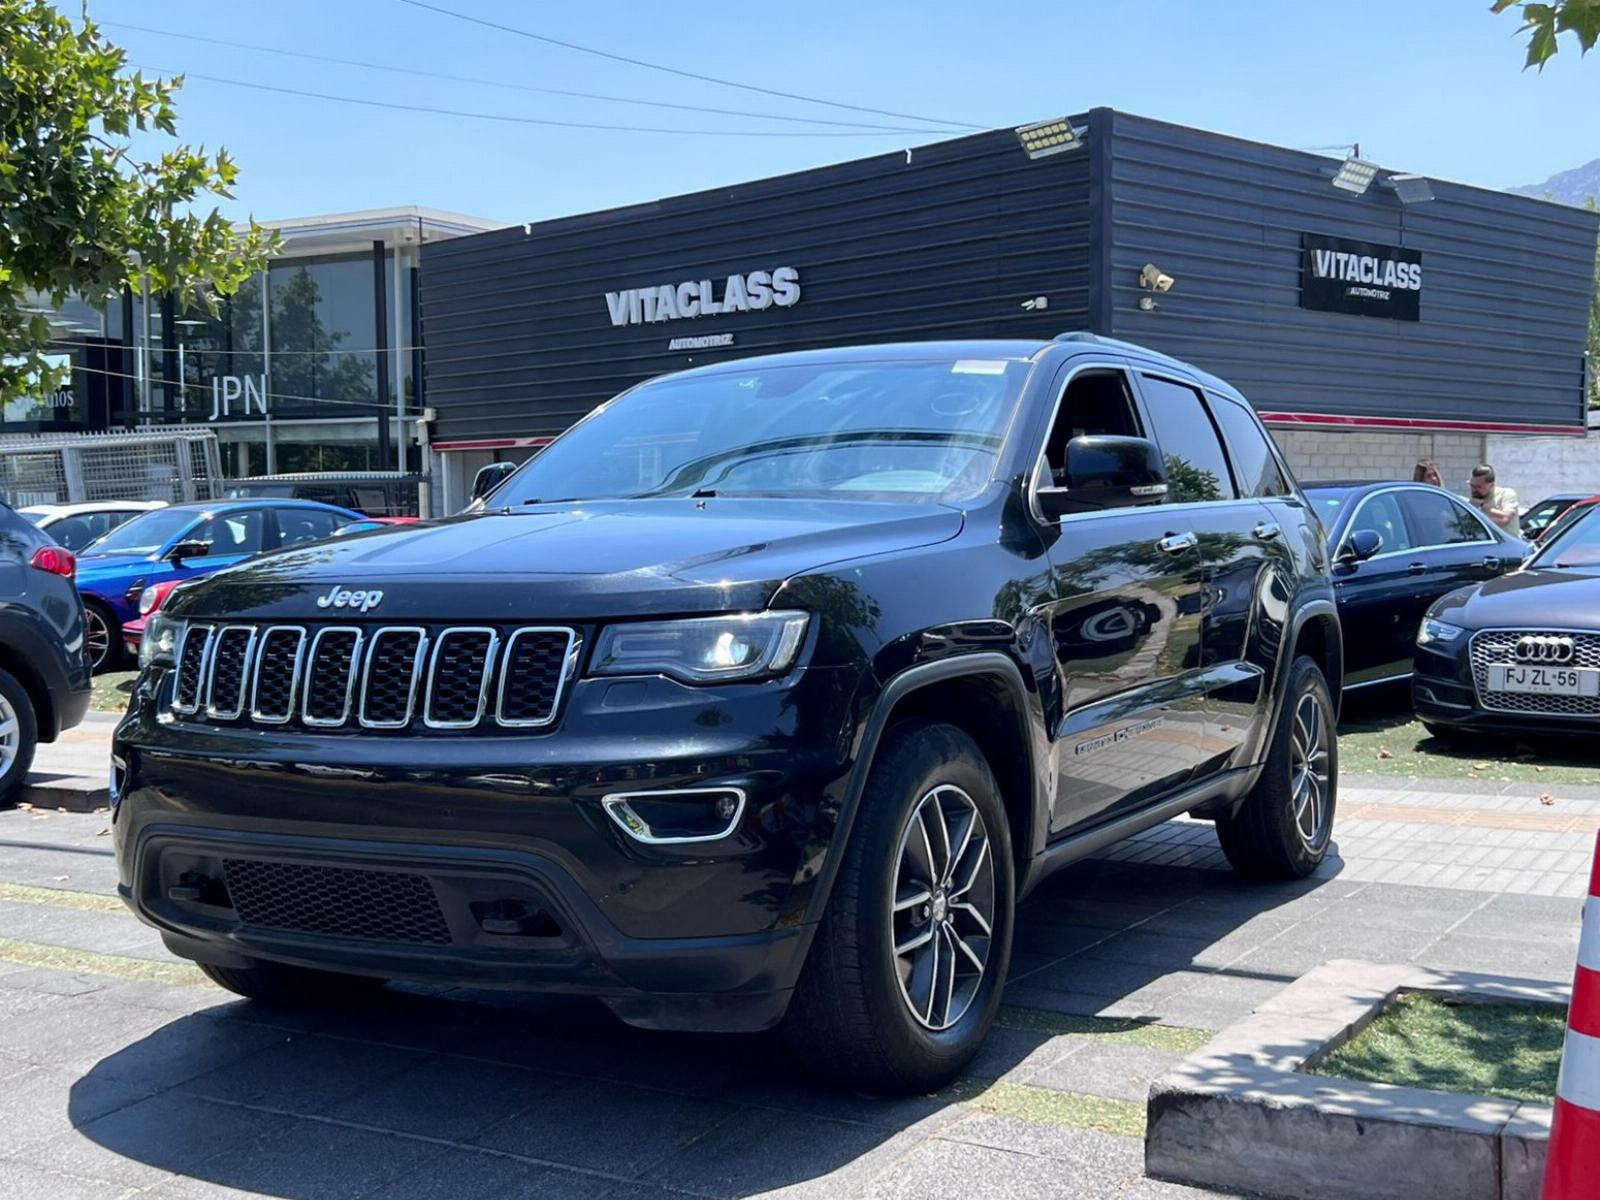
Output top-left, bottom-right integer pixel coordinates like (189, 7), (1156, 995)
(1300, 234), (1422, 321)
(605, 267), (800, 327)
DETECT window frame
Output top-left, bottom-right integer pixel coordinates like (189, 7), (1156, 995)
(1337, 484), (1505, 561)
(1027, 360), (1148, 525)
(1133, 370), (1241, 506)
(1204, 390), (1294, 500)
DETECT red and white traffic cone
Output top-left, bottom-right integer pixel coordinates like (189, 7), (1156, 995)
(1543, 831), (1600, 1199)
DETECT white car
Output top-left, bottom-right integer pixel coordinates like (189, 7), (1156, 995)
(19, 501), (168, 553)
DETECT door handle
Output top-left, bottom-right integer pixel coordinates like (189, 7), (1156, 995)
(1156, 531), (1198, 556)
(1253, 521), (1281, 542)
(1407, 561), (1426, 575)
(1482, 556), (1503, 573)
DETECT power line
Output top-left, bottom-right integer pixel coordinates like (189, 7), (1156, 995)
(153, 68), (944, 137)
(106, 21), (941, 132)
(393, 0), (985, 131)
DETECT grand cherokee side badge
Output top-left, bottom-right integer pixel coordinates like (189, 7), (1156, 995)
(316, 585), (384, 613)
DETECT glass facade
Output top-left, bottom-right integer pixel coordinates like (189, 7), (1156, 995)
(13, 246), (417, 454)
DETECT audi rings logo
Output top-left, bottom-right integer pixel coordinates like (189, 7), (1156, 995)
(1514, 635), (1576, 664)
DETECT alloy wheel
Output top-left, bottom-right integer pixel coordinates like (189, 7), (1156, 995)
(0, 693), (18, 780)
(889, 783), (995, 1031)
(1289, 690), (1332, 851)
(84, 608), (110, 671)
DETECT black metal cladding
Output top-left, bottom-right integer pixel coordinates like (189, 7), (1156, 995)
(420, 122), (1095, 442)
(420, 107), (1596, 441)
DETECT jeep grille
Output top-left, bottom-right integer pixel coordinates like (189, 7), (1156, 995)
(171, 622), (577, 733)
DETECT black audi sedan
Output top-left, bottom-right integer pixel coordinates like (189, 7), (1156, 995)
(1415, 502), (1600, 739)
(1303, 481), (1529, 690)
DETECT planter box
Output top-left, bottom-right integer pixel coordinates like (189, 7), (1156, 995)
(1145, 960), (1568, 1200)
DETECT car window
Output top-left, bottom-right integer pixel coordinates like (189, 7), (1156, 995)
(1207, 394), (1291, 498)
(44, 512), (115, 551)
(1344, 491), (1411, 556)
(278, 508), (345, 547)
(192, 509), (267, 555)
(1040, 368), (1144, 482)
(1399, 490), (1492, 547)
(1137, 375), (1239, 503)
(1534, 505), (1600, 569)
(1520, 497), (1571, 538)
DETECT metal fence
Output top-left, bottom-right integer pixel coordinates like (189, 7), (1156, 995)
(0, 428), (225, 506)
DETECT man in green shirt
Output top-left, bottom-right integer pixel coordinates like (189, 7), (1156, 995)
(1468, 464), (1521, 538)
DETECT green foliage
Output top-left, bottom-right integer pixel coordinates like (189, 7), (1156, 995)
(1587, 197), (1600, 407)
(1492, 0), (1600, 68)
(0, 0), (277, 403)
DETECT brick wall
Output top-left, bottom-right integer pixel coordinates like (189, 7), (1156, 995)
(1269, 427), (1486, 491)
(1483, 433), (1600, 506)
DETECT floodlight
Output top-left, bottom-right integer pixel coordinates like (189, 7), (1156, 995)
(1015, 118), (1083, 160)
(1385, 174), (1435, 204)
(1330, 156), (1380, 195)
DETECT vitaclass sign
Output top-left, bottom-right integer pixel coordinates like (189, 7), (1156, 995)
(605, 267), (800, 327)
(1300, 234), (1422, 322)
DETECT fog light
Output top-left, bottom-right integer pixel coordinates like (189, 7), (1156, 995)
(602, 787), (747, 845)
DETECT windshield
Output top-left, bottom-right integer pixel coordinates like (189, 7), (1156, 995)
(83, 507), (196, 556)
(494, 358), (1032, 505)
(1521, 496), (1574, 539)
(1303, 488), (1351, 525)
(1531, 504), (1600, 570)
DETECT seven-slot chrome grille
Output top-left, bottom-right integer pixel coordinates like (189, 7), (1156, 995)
(1469, 628), (1600, 717)
(172, 621), (577, 732)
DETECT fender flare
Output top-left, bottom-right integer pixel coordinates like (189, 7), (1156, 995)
(799, 651), (1041, 927)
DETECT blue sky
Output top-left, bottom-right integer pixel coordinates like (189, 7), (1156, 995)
(96, 0), (1597, 226)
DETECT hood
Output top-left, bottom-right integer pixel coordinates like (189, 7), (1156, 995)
(1430, 568), (1600, 629)
(170, 497), (964, 622)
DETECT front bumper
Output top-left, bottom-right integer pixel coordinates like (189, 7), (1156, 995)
(111, 663), (857, 1031)
(1413, 642), (1600, 737)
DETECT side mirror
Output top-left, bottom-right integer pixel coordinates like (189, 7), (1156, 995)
(1339, 529), (1383, 564)
(471, 462), (517, 501)
(166, 539), (210, 563)
(1037, 435), (1168, 519)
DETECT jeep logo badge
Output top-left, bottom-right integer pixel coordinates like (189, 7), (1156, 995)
(315, 585), (384, 614)
(1514, 634), (1574, 664)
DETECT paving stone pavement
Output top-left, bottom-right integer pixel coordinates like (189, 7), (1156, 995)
(0, 768), (1588, 1200)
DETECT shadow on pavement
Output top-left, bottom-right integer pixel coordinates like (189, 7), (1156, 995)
(63, 853), (1355, 1197)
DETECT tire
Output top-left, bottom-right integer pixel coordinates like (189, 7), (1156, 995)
(1215, 655), (1337, 881)
(197, 958), (387, 1008)
(83, 599), (124, 674)
(781, 720), (1014, 1094)
(0, 669), (38, 808)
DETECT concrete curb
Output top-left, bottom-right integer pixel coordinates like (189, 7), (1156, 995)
(15, 777), (109, 814)
(1144, 959), (1567, 1200)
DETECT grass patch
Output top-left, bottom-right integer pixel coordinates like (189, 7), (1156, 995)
(1338, 688), (1600, 786)
(996, 1005), (1211, 1054)
(1310, 993), (1565, 1104)
(940, 1077), (1146, 1138)
(91, 670), (137, 714)
(0, 881), (128, 915)
(0, 936), (207, 987)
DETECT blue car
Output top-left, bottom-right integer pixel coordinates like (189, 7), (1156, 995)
(76, 499), (361, 671)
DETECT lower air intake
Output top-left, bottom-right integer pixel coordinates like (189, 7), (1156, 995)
(220, 859), (452, 945)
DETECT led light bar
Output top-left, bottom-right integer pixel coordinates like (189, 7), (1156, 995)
(1015, 118), (1082, 160)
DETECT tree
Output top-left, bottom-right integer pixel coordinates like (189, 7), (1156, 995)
(1493, 0), (1600, 68)
(0, 0), (275, 404)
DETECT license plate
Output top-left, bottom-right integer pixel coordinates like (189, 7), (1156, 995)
(1488, 664), (1600, 697)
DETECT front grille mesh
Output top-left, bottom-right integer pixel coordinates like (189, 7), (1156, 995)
(221, 858), (451, 944)
(1470, 629), (1600, 716)
(172, 622), (575, 733)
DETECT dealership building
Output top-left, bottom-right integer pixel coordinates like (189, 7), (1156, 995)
(418, 108), (1598, 512)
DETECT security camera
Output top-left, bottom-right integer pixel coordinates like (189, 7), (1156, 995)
(1139, 264), (1175, 293)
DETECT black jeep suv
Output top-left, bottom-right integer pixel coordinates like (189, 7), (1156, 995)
(112, 335), (1340, 1093)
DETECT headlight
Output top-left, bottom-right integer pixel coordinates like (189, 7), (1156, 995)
(137, 585), (160, 616)
(140, 613), (184, 669)
(1417, 618), (1466, 646)
(591, 611), (809, 684)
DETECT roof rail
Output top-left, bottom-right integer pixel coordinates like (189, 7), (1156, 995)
(1052, 331), (1157, 355)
